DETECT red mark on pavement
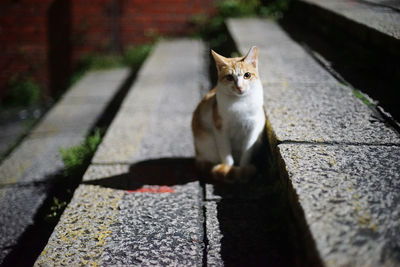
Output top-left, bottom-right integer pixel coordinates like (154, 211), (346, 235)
(127, 185), (175, 193)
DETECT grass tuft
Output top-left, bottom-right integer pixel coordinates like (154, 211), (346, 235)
(6, 74), (41, 107)
(59, 128), (101, 176)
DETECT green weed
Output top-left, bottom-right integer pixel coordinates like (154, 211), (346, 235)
(191, 0), (290, 49)
(82, 54), (124, 70)
(59, 128), (101, 176)
(259, 0), (290, 19)
(353, 89), (374, 107)
(6, 75), (41, 107)
(216, 0), (260, 17)
(123, 44), (153, 67)
(68, 44), (153, 89)
(45, 197), (67, 221)
(352, 89), (373, 106)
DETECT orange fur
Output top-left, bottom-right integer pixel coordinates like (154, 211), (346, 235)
(211, 164), (256, 182)
(218, 60), (258, 82)
(211, 163), (234, 180)
(191, 106), (207, 138)
(192, 89), (214, 137)
(192, 88), (220, 136)
(192, 47), (263, 183)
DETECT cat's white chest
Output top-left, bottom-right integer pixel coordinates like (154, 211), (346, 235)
(217, 91), (264, 163)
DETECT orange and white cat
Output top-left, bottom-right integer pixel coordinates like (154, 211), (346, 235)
(192, 46), (265, 182)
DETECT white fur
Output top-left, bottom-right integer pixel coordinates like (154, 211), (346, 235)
(215, 74), (265, 167)
(193, 46), (265, 173)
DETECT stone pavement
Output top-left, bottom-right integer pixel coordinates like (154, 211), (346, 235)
(23, 17), (400, 267)
(0, 68), (130, 264)
(227, 18), (400, 266)
(297, 0), (400, 45)
(35, 39), (298, 266)
(35, 40), (207, 266)
(285, 0), (400, 123)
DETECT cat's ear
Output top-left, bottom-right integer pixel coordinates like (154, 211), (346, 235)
(211, 50), (228, 71)
(243, 46), (258, 69)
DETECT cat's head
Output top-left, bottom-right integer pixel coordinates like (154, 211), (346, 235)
(211, 46), (260, 97)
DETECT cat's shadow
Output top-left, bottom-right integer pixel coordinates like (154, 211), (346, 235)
(83, 157), (201, 190)
(83, 156), (297, 266)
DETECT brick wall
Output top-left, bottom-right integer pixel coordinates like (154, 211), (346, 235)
(0, 0), (53, 100)
(120, 0), (214, 44)
(0, 0), (215, 102)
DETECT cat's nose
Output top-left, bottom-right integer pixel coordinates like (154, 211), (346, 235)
(235, 85), (243, 93)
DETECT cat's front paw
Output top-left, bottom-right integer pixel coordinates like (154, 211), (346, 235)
(212, 163), (236, 183)
(211, 164), (257, 183)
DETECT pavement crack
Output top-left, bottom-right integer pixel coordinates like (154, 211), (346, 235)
(199, 179), (209, 267)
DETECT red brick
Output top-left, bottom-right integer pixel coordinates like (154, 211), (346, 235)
(0, 0), (215, 100)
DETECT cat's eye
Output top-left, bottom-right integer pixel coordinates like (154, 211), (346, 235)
(244, 72), (251, 79)
(226, 74), (234, 81)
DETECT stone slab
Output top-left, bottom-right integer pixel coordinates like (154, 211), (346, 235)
(35, 182), (205, 266)
(31, 68), (129, 137)
(301, 0), (400, 40)
(0, 134), (85, 186)
(204, 201), (224, 267)
(29, 103), (106, 137)
(279, 143), (400, 266)
(36, 40), (208, 266)
(0, 183), (49, 250)
(227, 18), (337, 84)
(263, 82), (399, 144)
(102, 181), (203, 266)
(34, 184), (125, 266)
(62, 68), (130, 99)
(227, 18), (400, 145)
(204, 175), (298, 266)
(228, 18), (400, 266)
(92, 40), (204, 164)
(0, 118), (34, 159)
(0, 68), (130, 264)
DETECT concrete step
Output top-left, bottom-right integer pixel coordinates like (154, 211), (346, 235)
(34, 38), (297, 266)
(291, 0), (400, 55)
(284, 0), (400, 121)
(35, 38), (297, 267)
(227, 18), (400, 266)
(34, 40), (209, 266)
(0, 68), (131, 263)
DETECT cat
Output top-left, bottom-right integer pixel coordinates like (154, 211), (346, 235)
(192, 46), (265, 182)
